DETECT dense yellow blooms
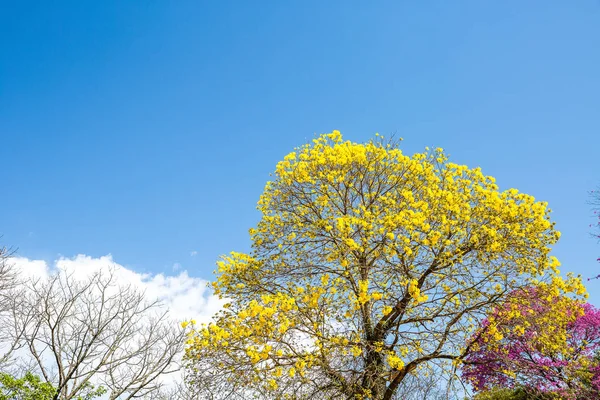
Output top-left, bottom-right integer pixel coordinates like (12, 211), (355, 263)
(183, 132), (585, 399)
(387, 353), (404, 370)
(407, 278), (428, 303)
(481, 282), (586, 355)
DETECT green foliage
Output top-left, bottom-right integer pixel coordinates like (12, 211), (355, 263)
(72, 382), (107, 400)
(0, 372), (107, 400)
(0, 372), (56, 400)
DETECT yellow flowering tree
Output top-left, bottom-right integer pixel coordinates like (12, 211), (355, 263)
(183, 132), (585, 400)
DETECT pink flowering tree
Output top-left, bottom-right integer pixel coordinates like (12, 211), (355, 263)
(461, 287), (600, 399)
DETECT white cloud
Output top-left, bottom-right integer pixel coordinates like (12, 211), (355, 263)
(11, 256), (49, 281)
(9, 254), (224, 323)
(190, 250), (198, 257)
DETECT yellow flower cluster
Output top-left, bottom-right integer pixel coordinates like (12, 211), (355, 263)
(407, 279), (428, 303)
(483, 284), (586, 356)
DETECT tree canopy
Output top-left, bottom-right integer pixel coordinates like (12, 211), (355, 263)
(183, 132), (586, 400)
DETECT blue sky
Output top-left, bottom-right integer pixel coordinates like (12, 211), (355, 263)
(1, 1), (598, 301)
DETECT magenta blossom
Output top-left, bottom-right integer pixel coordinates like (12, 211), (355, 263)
(462, 293), (600, 399)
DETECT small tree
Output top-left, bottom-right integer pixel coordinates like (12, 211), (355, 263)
(462, 286), (600, 399)
(183, 132), (585, 399)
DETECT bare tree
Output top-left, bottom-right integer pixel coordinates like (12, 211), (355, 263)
(0, 245), (23, 368)
(5, 267), (185, 400)
(0, 245), (15, 294)
(591, 187), (600, 242)
(147, 368), (229, 400)
(589, 187), (600, 280)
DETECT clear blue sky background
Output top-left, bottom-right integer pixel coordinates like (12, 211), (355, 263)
(1, 1), (598, 300)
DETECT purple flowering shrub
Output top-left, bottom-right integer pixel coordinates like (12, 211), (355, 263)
(462, 288), (600, 399)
